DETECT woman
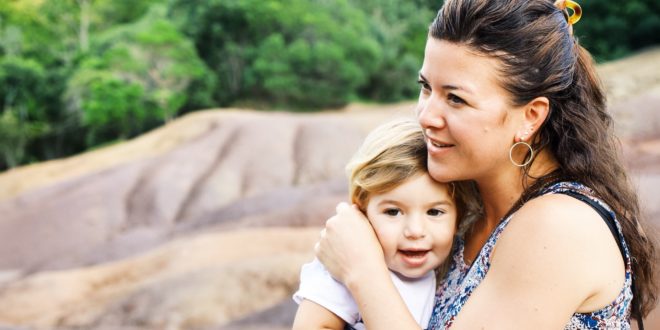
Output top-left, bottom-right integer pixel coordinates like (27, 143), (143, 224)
(315, 0), (657, 329)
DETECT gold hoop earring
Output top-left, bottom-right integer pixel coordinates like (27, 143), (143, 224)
(509, 141), (534, 167)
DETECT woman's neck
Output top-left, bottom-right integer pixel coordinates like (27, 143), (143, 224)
(477, 173), (523, 228)
(462, 150), (560, 264)
(476, 150), (560, 228)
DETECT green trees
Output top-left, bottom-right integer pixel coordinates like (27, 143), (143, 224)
(578, 0), (660, 61)
(351, 0), (435, 101)
(0, 57), (49, 167)
(0, 0), (214, 169)
(170, 0), (382, 108)
(167, 0), (436, 108)
(65, 6), (214, 145)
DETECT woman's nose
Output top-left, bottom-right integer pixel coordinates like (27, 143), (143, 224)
(417, 96), (446, 130)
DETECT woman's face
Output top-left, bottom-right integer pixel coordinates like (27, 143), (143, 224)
(417, 38), (524, 183)
(365, 173), (456, 279)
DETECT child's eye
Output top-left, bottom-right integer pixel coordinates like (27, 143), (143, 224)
(427, 208), (446, 216)
(383, 208), (402, 216)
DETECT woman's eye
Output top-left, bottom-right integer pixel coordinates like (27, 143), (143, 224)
(427, 208), (446, 216)
(384, 208), (402, 216)
(417, 80), (431, 92)
(447, 93), (466, 105)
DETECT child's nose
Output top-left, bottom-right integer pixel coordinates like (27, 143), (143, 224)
(403, 215), (426, 239)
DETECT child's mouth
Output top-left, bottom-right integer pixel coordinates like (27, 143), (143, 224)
(398, 249), (430, 267)
(399, 250), (429, 258)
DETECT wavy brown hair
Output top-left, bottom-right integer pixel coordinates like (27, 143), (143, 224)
(429, 0), (658, 318)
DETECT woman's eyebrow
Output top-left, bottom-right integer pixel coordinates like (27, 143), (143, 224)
(442, 84), (473, 95)
(418, 72), (473, 95)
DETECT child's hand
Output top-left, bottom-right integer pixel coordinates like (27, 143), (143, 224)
(315, 202), (387, 287)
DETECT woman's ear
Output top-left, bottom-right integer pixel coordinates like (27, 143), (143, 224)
(517, 96), (550, 142)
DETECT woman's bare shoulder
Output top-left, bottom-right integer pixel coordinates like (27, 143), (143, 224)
(491, 193), (625, 309)
(500, 193), (623, 263)
(511, 192), (616, 241)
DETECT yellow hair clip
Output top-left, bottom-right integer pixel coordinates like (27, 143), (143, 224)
(565, 0), (582, 25)
(554, 0), (582, 26)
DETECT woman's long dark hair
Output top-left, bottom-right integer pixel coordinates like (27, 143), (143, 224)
(429, 0), (657, 317)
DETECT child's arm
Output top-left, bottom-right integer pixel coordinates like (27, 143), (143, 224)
(292, 299), (346, 330)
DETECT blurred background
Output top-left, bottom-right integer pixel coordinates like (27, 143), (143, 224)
(0, 0), (658, 329)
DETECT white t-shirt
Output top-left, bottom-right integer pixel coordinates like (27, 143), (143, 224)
(293, 258), (436, 329)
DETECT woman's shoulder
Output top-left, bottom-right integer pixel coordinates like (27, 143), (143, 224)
(512, 181), (614, 236)
(505, 186), (621, 257)
(515, 192), (608, 238)
(490, 185), (626, 310)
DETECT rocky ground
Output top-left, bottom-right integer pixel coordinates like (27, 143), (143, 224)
(0, 48), (658, 329)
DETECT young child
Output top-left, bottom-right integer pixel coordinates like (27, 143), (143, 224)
(292, 118), (476, 330)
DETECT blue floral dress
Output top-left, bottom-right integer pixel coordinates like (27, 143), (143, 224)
(428, 182), (633, 329)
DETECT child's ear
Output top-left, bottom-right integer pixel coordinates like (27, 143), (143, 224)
(517, 96), (550, 142)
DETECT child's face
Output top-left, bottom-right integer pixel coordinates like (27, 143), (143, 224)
(365, 172), (457, 279)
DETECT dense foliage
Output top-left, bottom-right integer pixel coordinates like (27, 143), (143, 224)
(578, 0), (660, 61)
(0, 0), (657, 170)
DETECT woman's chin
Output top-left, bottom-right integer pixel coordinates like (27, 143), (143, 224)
(428, 168), (456, 183)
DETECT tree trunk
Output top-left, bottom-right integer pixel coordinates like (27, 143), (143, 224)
(78, 0), (91, 53)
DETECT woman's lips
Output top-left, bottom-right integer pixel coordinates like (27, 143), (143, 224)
(426, 137), (455, 154)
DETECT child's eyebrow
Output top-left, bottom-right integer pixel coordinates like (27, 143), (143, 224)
(375, 199), (453, 207)
(376, 199), (404, 206)
(427, 200), (453, 207)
